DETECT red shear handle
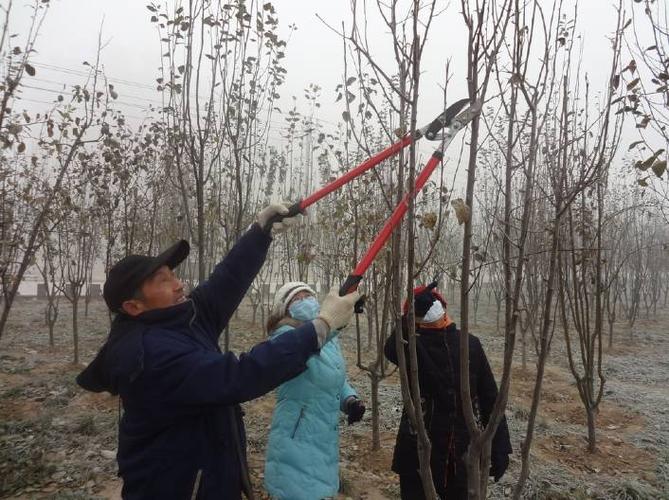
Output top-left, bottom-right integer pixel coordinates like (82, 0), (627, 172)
(339, 274), (366, 313)
(301, 135), (414, 210)
(339, 274), (363, 296)
(336, 149), (445, 314)
(349, 150), (444, 279)
(263, 135), (414, 231)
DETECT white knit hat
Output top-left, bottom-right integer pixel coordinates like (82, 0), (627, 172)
(271, 281), (317, 318)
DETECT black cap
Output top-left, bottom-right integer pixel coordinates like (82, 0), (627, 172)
(103, 240), (190, 312)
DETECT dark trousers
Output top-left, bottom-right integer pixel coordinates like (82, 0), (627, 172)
(399, 471), (467, 500)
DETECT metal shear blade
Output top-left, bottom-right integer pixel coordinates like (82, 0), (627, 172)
(422, 99), (481, 140)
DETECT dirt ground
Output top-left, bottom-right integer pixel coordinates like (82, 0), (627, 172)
(1, 297), (668, 499)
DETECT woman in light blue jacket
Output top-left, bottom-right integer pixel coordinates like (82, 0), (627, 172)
(264, 281), (366, 500)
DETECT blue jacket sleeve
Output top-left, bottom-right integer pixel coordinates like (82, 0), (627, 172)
(139, 322), (320, 408)
(189, 224), (271, 340)
(333, 338), (357, 411)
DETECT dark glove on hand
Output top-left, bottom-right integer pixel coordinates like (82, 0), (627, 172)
(490, 453), (509, 482)
(346, 398), (366, 425)
(414, 289), (436, 317)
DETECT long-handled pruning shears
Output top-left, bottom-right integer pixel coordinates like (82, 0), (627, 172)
(268, 98), (481, 300)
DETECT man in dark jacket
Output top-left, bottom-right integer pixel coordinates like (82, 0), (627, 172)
(76, 204), (360, 500)
(384, 283), (512, 500)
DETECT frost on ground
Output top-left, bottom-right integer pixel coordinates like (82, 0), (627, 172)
(0, 298), (667, 499)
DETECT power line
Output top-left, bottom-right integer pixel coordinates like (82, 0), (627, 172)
(30, 76), (166, 107)
(20, 84), (160, 116)
(31, 61), (157, 91)
(18, 86), (436, 157)
(21, 82), (342, 138)
(29, 60), (344, 129)
(20, 62), (418, 156)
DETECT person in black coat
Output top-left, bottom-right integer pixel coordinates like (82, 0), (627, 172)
(76, 204), (360, 500)
(384, 283), (512, 500)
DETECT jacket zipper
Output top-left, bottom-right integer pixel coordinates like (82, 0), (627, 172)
(291, 407), (305, 439)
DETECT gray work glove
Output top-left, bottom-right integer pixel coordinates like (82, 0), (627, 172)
(256, 202), (301, 234)
(317, 287), (361, 331)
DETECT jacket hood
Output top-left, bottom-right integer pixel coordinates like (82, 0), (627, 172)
(76, 299), (196, 394)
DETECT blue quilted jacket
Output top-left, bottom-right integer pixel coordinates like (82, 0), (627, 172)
(264, 325), (357, 500)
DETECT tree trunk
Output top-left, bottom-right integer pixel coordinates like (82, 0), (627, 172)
(512, 360), (546, 499)
(586, 406), (597, 452)
(466, 438), (483, 499)
(72, 297), (79, 364)
(47, 299), (57, 348)
(521, 325), (527, 371)
(370, 373), (380, 451)
(513, 231), (558, 497)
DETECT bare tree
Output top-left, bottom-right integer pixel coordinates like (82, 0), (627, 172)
(151, 0), (288, 284)
(455, 1), (514, 497)
(0, 26), (112, 340)
(54, 167), (98, 364)
(555, 0), (625, 452)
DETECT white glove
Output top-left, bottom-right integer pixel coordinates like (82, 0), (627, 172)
(317, 287), (361, 331)
(256, 202), (301, 234)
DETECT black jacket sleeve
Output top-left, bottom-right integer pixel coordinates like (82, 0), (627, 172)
(189, 223), (271, 340)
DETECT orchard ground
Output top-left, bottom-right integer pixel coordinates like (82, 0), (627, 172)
(1, 296), (667, 499)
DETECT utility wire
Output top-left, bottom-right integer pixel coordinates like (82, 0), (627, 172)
(29, 60), (343, 128)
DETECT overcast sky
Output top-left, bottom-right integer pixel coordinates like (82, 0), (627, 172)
(10, 0), (622, 139)
(5, 0), (648, 286)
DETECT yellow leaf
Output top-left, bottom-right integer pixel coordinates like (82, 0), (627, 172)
(421, 212), (438, 230)
(451, 198), (470, 225)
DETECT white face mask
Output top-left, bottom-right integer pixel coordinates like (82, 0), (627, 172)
(421, 300), (445, 323)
